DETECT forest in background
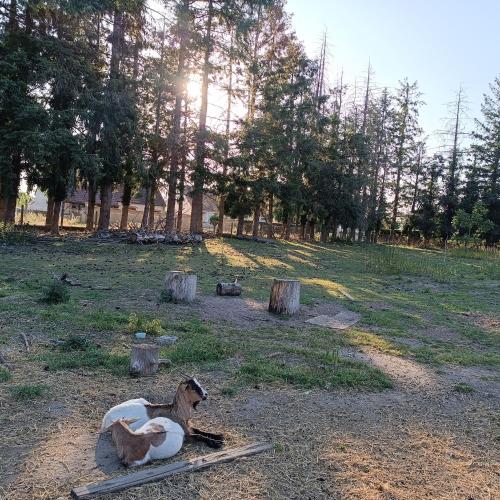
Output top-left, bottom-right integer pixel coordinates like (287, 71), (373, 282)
(0, 0), (498, 245)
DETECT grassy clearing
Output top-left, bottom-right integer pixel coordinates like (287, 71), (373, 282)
(0, 236), (498, 398)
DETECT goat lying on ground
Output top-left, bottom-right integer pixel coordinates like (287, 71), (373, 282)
(106, 417), (184, 467)
(101, 377), (224, 448)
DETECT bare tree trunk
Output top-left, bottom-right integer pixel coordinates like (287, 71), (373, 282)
(267, 193), (274, 238)
(252, 204), (260, 237)
(45, 195), (54, 230)
(86, 186), (95, 230)
(190, 0), (214, 234)
(141, 186), (150, 228)
(51, 200), (61, 235)
(236, 215), (244, 236)
(148, 180), (156, 228)
(165, 1), (189, 233)
(98, 183), (113, 231)
(176, 101), (188, 234)
(217, 30), (234, 237)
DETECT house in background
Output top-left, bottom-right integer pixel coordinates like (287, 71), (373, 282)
(65, 187), (166, 227)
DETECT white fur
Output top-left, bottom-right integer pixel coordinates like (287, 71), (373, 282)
(129, 417), (185, 467)
(101, 398), (151, 432)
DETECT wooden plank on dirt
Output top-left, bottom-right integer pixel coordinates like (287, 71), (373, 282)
(70, 442), (272, 499)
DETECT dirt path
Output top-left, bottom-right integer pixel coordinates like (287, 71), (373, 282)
(1, 349), (498, 500)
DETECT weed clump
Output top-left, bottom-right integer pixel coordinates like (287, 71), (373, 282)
(126, 313), (165, 336)
(10, 384), (47, 400)
(40, 280), (69, 304)
(0, 366), (12, 382)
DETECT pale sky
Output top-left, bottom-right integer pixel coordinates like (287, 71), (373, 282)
(286, 0), (500, 148)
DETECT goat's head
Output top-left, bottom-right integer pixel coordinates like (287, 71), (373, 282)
(178, 376), (208, 409)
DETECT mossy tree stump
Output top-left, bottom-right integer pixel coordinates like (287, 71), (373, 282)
(268, 278), (300, 315)
(164, 271), (197, 303)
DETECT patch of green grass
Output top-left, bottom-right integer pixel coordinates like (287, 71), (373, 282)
(413, 344), (500, 367)
(454, 383), (475, 394)
(0, 366), (12, 382)
(40, 280), (69, 304)
(238, 358), (392, 390)
(10, 384), (47, 400)
(38, 336), (128, 375)
(166, 332), (233, 365)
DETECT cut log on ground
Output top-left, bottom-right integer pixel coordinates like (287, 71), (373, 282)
(216, 282), (242, 296)
(129, 344), (160, 376)
(70, 442), (272, 499)
(268, 278), (300, 315)
(164, 271), (197, 303)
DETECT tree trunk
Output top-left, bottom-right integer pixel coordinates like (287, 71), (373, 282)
(216, 282), (242, 296)
(129, 344), (160, 377)
(141, 186), (150, 228)
(267, 193), (274, 239)
(164, 271), (197, 303)
(148, 180), (156, 228)
(165, 1), (189, 233)
(190, 0), (214, 234)
(51, 200), (62, 235)
(120, 205), (129, 230)
(45, 195), (54, 230)
(86, 186), (96, 230)
(236, 215), (244, 236)
(309, 220), (315, 241)
(268, 279), (300, 315)
(98, 183), (113, 231)
(60, 201), (64, 228)
(252, 204), (260, 237)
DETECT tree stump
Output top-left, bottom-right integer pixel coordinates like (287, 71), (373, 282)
(164, 271), (197, 303)
(130, 344), (160, 376)
(216, 282), (242, 296)
(268, 278), (300, 315)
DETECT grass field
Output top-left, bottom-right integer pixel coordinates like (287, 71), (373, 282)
(0, 234), (499, 499)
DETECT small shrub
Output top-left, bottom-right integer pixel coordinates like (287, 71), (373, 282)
(0, 366), (12, 382)
(40, 280), (69, 304)
(58, 335), (92, 352)
(127, 313), (165, 336)
(10, 384), (47, 400)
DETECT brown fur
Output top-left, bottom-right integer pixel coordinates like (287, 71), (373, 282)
(109, 420), (166, 467)
(145, 379), (224, 449)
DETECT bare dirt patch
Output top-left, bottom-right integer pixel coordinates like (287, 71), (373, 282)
(191, 295), (346, 329)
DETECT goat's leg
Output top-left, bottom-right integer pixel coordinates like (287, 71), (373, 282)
(189, 427), (224, 449)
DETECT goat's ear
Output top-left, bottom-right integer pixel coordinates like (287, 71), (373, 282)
(122, 417), (139, 426)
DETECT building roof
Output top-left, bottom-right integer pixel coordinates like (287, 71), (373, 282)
(66, 187), (166, 208)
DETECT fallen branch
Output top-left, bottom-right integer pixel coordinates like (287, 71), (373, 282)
(70, 442), (272, 499)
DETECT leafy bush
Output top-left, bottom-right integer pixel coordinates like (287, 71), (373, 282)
(10, 384), (47, 400)
(126, 313), (165, 336)
(40, 280), (70, 304)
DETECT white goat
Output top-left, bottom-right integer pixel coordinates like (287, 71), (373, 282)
(100, 378), (224, 448)
(106, 417), (185, 467)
